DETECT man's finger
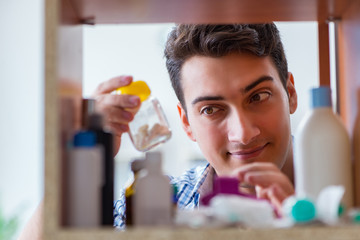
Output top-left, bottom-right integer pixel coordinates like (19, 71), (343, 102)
(235, 163), (279, 183)
(93, 75), (133, 95)
(96, 94), (140, 109)
(242, 171), (294, 195)
(235, 162), (279, 180)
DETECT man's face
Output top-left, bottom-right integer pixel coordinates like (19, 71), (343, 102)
(179, 53), (297, 176)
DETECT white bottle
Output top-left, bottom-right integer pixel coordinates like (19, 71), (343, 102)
(294, 86), (353, 209)
(67, 131), (103, 227)
(133, 151), (172, 226)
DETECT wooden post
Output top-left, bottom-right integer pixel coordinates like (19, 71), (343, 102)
(318, 21), (331, 86)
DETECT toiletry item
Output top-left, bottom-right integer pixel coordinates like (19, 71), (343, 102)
(133, 151), (172, 226)
(282, 185), (345, 225)
(348, 208), (360, 223)
(172, 184), (179, 218)
(201, 176), (257, 206)
(116, 81), (171, 151)
(294, 86), (354, 208)
(282, 196), (316, 223)
(67, 131), (103, 227)
(316, 185), (345, 225)
(210, 194), (276, 228)
(125, 158), (145, 226)
(87, 113), (114, 226)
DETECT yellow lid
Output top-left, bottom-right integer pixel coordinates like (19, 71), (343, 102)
(115, 80), (151, 102)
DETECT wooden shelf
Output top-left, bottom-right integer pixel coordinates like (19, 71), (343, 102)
(51, 225), (360, 240)
(63, 0), (354, 24)
(44, 0), (360, 239)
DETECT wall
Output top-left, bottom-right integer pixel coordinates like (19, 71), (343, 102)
(0, 0), (44, 239)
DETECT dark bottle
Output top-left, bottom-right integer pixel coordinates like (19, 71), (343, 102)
(88, 113), (115, 226)
(125, 158), (145, 226)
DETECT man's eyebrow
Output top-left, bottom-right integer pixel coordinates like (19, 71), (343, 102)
(244, 76), (274, 93)
(191, 76), (274, 105)
(191, 96), (224, 105)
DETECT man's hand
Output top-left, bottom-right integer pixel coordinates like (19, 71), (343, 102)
(233, 162), (295, 215)
(92, 75), (140, 152)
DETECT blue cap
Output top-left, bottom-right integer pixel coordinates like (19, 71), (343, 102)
(73, 131), (96, 147)
(311, 86), (332, 108)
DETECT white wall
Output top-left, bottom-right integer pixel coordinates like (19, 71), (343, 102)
(83, 22), (319, 197)
(0, 0), (44, 239)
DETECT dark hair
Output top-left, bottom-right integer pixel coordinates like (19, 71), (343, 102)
(164, 23), (288, 112)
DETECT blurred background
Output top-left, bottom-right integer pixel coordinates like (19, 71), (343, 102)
(0, 0), (321, 238)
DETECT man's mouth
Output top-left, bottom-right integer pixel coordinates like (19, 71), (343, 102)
(227, 143), (268, 161)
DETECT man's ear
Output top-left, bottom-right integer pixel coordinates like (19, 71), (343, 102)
(177, 102), (196, 141)
(287, 72), (298, 114)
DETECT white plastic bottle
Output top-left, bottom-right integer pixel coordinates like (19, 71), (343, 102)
(133, 151), (172, 226)
(294, 86), (353, 209)
(67, 131), (103, 227)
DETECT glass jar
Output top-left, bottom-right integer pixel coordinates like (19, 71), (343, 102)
(116, 81), (171, 151)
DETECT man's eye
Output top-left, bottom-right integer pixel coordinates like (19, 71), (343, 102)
(200, 106), (220, 115)
(250, 92), (271, 103)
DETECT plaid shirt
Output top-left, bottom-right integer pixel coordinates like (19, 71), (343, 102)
(113, 163), (210, 228)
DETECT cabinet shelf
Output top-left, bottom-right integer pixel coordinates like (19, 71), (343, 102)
(44, 0), (360, 239)
(63, 0), (353, 24)
(51, 225), (360, 240)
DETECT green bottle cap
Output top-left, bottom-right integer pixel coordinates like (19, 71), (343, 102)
(338, 203), (345, 217)
(291, 199), (316, 222)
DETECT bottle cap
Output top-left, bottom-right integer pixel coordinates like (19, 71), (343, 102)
(291, 199), (316, 222)
(73, 131), (96, 147)
(145, 151), (162, 172)
(214, 177), (239, 194)
(311, 86), (332, 108)
(116, 80), (151, 102)
(131, 158), (145, 172)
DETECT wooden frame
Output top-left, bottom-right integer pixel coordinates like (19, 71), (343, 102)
(44, 0), (360, 239)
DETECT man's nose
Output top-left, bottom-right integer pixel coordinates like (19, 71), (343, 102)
(227, 110), (260, 145)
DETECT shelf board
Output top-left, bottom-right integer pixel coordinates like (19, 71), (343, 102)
(63, 0), (354, 24)
(52, 225), (360, 240)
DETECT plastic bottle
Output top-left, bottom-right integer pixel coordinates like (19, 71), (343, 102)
(171, 184), (179, 218)
(125, 158), (145, 226)
(294, 86), (354, 209)
(133, 151), (172, 226)
(87, 113), (115, 226)
(116, 81), (172, 152)
(67, 131), (103, 227)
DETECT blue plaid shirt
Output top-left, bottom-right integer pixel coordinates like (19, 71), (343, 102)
(113, 163), (210, 228)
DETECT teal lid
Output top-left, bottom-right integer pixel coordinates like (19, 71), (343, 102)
(310, 86), (332, 108)
(291, 199), (316, 222)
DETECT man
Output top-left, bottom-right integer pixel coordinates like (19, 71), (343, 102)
(94, 23), (297, 228)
